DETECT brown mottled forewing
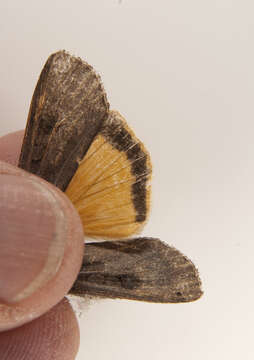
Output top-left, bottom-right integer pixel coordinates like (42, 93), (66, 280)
(70, 237), (203, 303)
(19, 50), (109, 190)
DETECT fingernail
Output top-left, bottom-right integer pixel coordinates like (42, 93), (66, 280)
(0, 174), (67, 304)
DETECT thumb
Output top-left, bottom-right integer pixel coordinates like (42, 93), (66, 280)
(0, 161), (84, 331)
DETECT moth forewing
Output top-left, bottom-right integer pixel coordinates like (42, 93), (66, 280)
(70, 238), (203, 303)
(19, 50), (109, 191)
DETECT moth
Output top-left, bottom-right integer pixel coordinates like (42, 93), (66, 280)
(18, 50), (202, 303)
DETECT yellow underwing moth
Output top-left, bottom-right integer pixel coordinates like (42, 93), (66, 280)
(18, 50), (203, 303)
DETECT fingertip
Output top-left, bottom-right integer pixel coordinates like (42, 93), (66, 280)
(0, 130), (24, 165)
(0, 162), (84, 331)
(0, 298), (80, 360)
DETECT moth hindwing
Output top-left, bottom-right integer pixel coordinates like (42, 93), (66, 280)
(65, 110), (152, 238)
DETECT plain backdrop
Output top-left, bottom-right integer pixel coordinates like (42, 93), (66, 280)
(1, 1), (254, 359)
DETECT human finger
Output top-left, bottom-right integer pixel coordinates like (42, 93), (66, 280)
(0, 160), (84, 331)
(0, 298), (80, 360)
(0, 130), (24, 166)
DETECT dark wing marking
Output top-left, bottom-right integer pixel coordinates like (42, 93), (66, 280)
(70, 237), (203, 303)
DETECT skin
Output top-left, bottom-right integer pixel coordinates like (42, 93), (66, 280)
(0, 130), (83, 359)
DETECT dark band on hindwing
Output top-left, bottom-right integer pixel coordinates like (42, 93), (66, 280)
(100, 112), (150, 222)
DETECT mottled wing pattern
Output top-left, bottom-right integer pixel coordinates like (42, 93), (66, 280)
(19, 50), (109, 191)
(70, 237), (203, 303)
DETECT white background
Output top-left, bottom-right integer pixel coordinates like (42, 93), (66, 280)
(1, 1), (254, 359)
